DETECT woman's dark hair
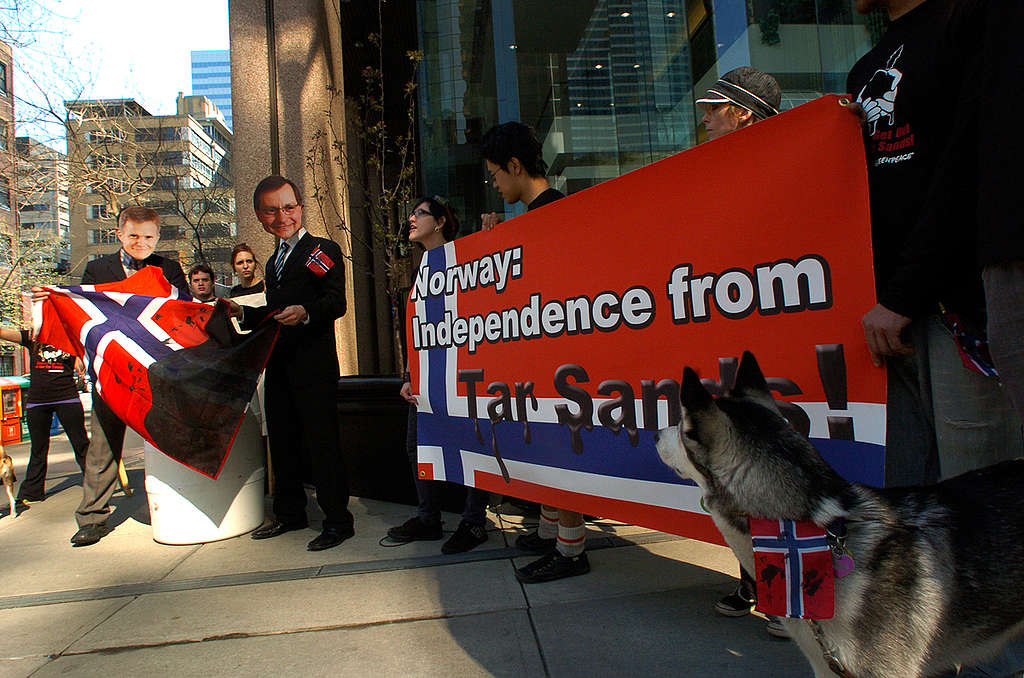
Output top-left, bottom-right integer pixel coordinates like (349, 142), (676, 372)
(415, 195), (459, 242)
(230, 242), (261, 270)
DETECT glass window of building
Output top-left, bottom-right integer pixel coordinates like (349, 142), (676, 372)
(414, 0), (876, 231)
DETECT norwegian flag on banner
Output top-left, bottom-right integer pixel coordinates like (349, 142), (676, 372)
(750, 517), (835, 619)
(33, 266), (279, 478)
(305, 245), (334, 277)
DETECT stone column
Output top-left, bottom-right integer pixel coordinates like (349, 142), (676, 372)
(229, 0), (381, 375)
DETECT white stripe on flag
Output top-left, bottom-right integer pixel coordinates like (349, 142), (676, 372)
(417, 445), (446, 481)
(443, 241), (466, 418)
(138, 298), (185, 351)
(457, 450), (704, 513)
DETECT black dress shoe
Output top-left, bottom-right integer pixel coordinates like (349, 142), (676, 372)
(307, 526), (354, 551)
(71, 524), (110, 547)
(251, 520), (308, 540)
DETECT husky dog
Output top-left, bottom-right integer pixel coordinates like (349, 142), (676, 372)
(655, 351), (1024, 678)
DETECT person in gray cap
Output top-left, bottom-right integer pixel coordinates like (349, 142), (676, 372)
(696, 66), (781, 140)
(695, 65), (789, 639)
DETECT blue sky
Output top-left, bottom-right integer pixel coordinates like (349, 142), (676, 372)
(7, 0), (229, 146)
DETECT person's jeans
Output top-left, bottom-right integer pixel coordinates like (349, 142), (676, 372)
(406, 406), (489, 525)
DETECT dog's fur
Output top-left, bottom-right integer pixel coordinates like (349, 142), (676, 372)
(0, 445), (15, 517)
(655, 351), (1024, 678)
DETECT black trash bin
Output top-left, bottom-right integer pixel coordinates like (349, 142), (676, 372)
(336, 375), (469, 513)
(336, 376), (416, 505)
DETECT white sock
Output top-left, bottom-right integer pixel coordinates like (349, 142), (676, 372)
(538, 505), (559, 539)
(556, 523), (585, 558)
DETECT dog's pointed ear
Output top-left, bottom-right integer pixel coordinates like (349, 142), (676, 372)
(732, 351), (772, 401)
(681, 366), (714, 412)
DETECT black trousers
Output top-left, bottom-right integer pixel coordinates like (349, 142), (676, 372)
(264, 369), (352, 530)
(18, 401), (89, 500)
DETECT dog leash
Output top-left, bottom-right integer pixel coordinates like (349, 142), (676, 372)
(809, 620), (859, 678)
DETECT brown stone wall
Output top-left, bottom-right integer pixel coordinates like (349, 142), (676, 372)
(228, 0), (376, 376)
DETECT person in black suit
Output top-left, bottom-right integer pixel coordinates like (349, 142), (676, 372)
(70, 206), (188, 546)
(230, 175), (352, 552)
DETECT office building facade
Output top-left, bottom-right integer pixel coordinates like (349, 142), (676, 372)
(415, 0), (881, 230)
(0, 40), (24, 375)
(66, 95), (236, 291)
(15, 136), (71, 278)
(191, 49), (233, 130)
(227, 0), (884, 375)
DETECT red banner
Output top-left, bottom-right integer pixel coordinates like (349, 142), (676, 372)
(408, 96), (883, 543)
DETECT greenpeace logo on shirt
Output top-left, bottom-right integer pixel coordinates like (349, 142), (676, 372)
(871, 121), (916, 166)
(875, 152), (915, 166)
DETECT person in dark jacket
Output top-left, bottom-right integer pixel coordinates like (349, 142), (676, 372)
(230, 175), (353, 552)
(848, 0), (1021, 488)
(71, 206), (187, 546)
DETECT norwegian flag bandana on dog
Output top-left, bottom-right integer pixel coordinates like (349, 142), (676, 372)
(750, 517), (835, 619)
(306, 245), (334, 277)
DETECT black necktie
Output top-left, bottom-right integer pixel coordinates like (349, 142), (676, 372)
(274, 242), (290, 281)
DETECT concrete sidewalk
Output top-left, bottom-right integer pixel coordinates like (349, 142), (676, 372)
(0, 426), (810, 678)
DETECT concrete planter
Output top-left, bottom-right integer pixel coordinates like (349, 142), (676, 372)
(144, 408), (265, 545)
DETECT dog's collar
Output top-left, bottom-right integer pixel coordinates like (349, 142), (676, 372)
(824, 517), (847, 548)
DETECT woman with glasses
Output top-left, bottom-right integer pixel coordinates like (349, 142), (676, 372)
(386, 196), (492, 554)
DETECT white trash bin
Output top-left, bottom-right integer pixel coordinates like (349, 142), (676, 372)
(144, 408), (266, 545)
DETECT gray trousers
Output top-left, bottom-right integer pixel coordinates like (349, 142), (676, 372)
(985, 262), (1024, 419)
(884, 315), (1023, 487)
(75, 396), (124, 528)
(955, 262), (1024, 678)
(898, 289), (1024, 678)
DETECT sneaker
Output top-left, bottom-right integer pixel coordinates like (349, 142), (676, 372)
(16, 495), (45, 505)
(514, 530), (556, 554)
(715, 584), (756, 617)
(387, 516), (443, 542)
(765, 615), (790, 639)
(441, 520), (488, 554)
(515, 551), (590, 583)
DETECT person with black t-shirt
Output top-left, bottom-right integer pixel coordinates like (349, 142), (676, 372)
(929, 0), (1024, 424)
(0, 327), (88, 504)
(848, 0), (1021, 489)
(850, 2), (1024, 675)
(479, 122), (587, 584)
(228, 243), (265, 299)
(480, 122), (564, 232)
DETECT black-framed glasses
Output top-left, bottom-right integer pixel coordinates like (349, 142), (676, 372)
(410, 208), (432, 219)
(258, 203), (300, 217)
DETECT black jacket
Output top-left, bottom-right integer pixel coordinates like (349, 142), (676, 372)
(241, 232), (346, 382)
(82, 251), (188, 292)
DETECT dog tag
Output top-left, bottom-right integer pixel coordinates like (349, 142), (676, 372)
(833, 552), (854, 578)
